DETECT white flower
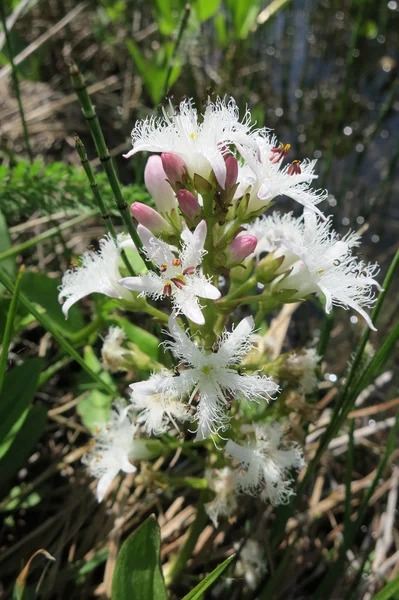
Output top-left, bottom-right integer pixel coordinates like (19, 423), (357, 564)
(226, 422), (305, 506)
(205, 467), (238, 527)
(286, 348), (320, 394)
(124, 96), (259, 188)
(245, 211), (304, 264)
(235, 539), (267, 590)
(162, 315), (279, 441)
(58, 235), (133, 317)
(101, 326), (127, 372)
(129, 372), (190, 435)
(251, 210), (382, 330)
(119, 220), (220, 325)
(237, 133), (326, 216)
(82, 403), (151, 502)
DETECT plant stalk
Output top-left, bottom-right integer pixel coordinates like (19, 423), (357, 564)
(74, 135), (135, 275)
(0, 3), (33, 163)
(69, 62), (153, 271)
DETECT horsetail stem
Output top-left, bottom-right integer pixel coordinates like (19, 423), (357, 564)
(74, 135), (135, 275)
(69, 62), (153, 272)
(0, 3), (33, 163)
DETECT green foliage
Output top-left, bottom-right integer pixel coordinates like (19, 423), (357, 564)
(373, 573), (399, 600)
(127, 40), (181, 105)
(112, 515), (168, 600)
(0, 210), (16, 289)
(181, 554), (235, 599)
(21, 271), (84, 336)
(0, 159), (147, 225)
(0, 358), (46, 485)
(110, 316), (161, 361)
(77, 346), (116, 429)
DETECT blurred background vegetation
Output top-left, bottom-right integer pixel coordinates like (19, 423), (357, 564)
(0, 0), (399, 598)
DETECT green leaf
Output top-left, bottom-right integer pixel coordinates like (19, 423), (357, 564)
(0, 209), (16, 292)
(110, 317), (160, 361)
(373, 573), (399, 600)
(195, 0), (221, 22)
(0, 358), (43, 459)
(77, 347), (115, 429)
(111, 514), (167, 600)
(181, 554), (235, 600)
(78, 390), (112, 430)
(0, 405), (47, 485)
(126, 40), (181, 105)
(21, 272), (84, 335)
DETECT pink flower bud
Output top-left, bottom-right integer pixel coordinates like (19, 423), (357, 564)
(225, 156), (238, 189)
(144, 155), (177, 214)
(177, 189), (201, 220)
(161, 152), (187, 186)
(131, 202), (174, 235)
(226, 235), (258, 264)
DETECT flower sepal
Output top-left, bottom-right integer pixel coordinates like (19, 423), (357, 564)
(193, 172), (214, 195)
(255, 253), (285, 284)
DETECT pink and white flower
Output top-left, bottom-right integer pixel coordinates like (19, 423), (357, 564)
(124, 96), (259, 188)
(119, 220), (220, 325)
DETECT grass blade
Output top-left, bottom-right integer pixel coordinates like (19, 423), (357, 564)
(181, 554), (236, 600)
(373, 572), (399, 600)
(0, 211), (97, 263)
(0, 268), (115, 395)
(0, 265), (24, 394)
(314, 410), (399, 598)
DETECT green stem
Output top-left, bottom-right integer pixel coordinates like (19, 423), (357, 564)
(69, 62), (153, 272)
(164, 499), (207, 587)
(0, 3), (33, 163)
(0, 265), (24, 394)
(162, 4), (191, 97)
(0, 268), (115, 395)
(217, 275), (256, 308)
(74, 135), (135, 275)
(38, 356), (73, 387)
(143, 302), (169, 323)
(0, 210), (97, 263)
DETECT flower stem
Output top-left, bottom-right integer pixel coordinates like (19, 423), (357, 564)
(69, 62), (153, 272)
(74, 135), (135, 276)
(0, 3), (33, 163)
(143, 302), (169, 323)
(217, 275), (257, 308)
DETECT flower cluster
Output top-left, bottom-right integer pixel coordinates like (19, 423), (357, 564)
(59, 95), (381, 522)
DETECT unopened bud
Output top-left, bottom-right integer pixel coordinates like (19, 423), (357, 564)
(255, 252), (285, 284)
(144, 155), (177, 214)
(225, 156), (238, 189)
(161, 152), (187, 186)
(226, 235), (257, 265)
(131, 202), (174, 235)
(177, 189), (201, 220)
